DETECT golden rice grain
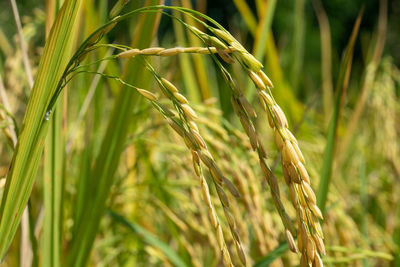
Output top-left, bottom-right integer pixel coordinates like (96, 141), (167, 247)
(259, 90), (274, 106)
(140, 47), (164, 55)
(248, 70), (266, 90)
(282, 141), (299, 165)
(239, 96), (257, 118)
(161, 78), (179, 93)
(212, 28), (236, 43)
(158, 47), (183, 56)
(257, 70), (274, 88)
(240, 52), (263, 72)
(181, 104), (198, 120)
(136, 88), (157, 101)
(306, 237), (316, 262)
(173, 92), (189, 104)
(285, 228), (298, 253)
(292, 141), (305, 164)
(302, 181), (317, 204)
(296, 162), (310, 184)
(117, 48), (140, 58)
(217, 49), (234, 63)
(272, 104), (288, 128)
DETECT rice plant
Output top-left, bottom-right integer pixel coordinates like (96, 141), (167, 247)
(0, 0), (398, 266)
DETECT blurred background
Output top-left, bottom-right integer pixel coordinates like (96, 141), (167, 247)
(0, 0), (399, 266)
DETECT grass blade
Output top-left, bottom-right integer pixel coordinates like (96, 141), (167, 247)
(312, 0), (334, 124)
(0, 0), (82, 260)
(317, 9), (363, 213)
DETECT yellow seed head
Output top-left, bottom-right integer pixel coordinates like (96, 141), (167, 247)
(285, 129), (298, 143)
(248, 70), (266, 90)
(191, 130), (206, 149)
(289, 183), (298, 206)
(173, 92), (189, 104)
(258, 94), (268, 111)
(239, 96), (257, 118)
(314, 220), (324, 238)
(307, 237), (316, 262)
(285, 228), (299, 253)
(314, 253), (324, 267)
(181, 104), (198, 120)
(298, 228), (304, 252)
(313, 234), (326, 256)
(217, 49), (234, 63)
(136, 88), (157, 101)
(182, 47), (200, 53)
(298, 186), (308, 207)
(230, 40), (245, 52)
(288, 162), (301, 184)
(216, 185), (230, 208)
(259, 90), (274, 106)
(200, 182), (211, 206)
(300, 254), (308, 267)
(199, 150), (214, 169)
(161, 78), (179, 93)
(272, 104), (288, 128)
(212, 28), (236, 43)
(189, 25), (205, 36)
(207, 36), (228, 49)
(257, 70), (274, 88)
(223, 177), (241, 198)
(167, 119), (184, 137)
(224, 208), (236, 228)
(247, 125), (258, 151)
(241, 52), (263, 72)
(235, 240), (246, 265)
(216, 226), (224, 248)
(183, 134), (196, 150)
(296, 162), (310, 184)
(198, 47), (217, 54)
(140, 47), (164, 55)
(269, 175), (281, 198)
(208, 208), (218, 228)
(210, 168), (223, 184)
(282, 141), (299, 165)
(283, 165), (291, 185)
(117, 48), (140, 58)
(188, 120), (199, 132)
(310, 204), (324, 220)
(302, 181), (317, 204)
(292, 141), (305, 163)
(158, 47), (183, 56)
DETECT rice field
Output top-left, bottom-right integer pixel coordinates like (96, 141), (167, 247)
(0, 0), (399, 266)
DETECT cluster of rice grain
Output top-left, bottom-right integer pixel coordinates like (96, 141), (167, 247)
(86, 19), (326, 266)
(250, 71), (325, 266)
(117, 46), (237, 58)
(203, 26), (326, 265)
(203, 126), (281, 263)
(131, 65), (247, 266)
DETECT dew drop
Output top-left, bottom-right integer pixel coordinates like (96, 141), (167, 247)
(44, 110), (51, 121)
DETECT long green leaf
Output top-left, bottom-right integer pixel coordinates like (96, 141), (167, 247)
(42, 0), (65, 265)
(317, 9), (363, 213)
(0, 0), (82, 260)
